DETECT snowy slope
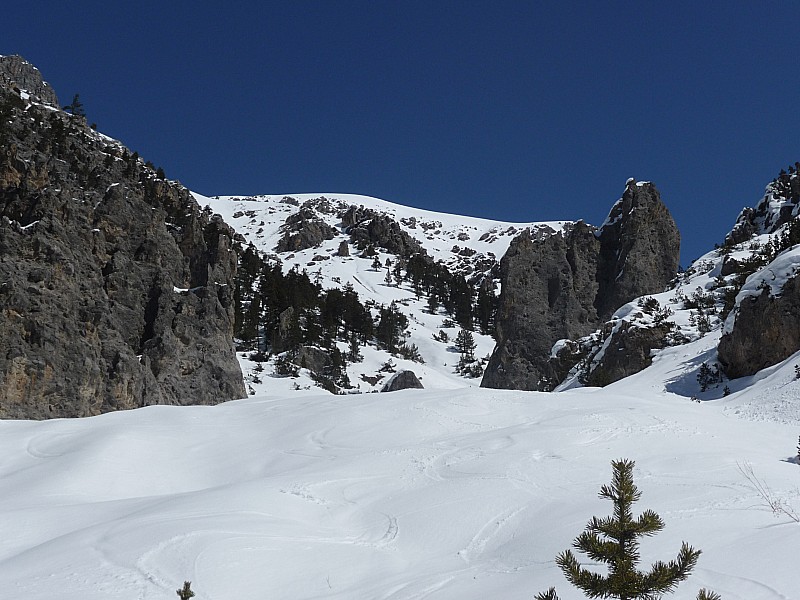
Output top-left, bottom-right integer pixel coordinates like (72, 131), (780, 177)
(195, 192), (566, 273)
(0, 342), (798, 599)
(191, 192), (570, 395)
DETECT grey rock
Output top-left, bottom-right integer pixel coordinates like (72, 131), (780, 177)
(296, 346), (331, 376)
(337, 239), (350, 257)
(0, 68), (245, 419)
(275, 207), (337, 252)
(718, 276), (800, 378)
(343, 207), (426, 259)
(584, 322), (673, 386)
(380, 370), (423, 392)
(482, 181), (680, 391)
(594, 181), (682, 319)
(0, 55), (59, 106)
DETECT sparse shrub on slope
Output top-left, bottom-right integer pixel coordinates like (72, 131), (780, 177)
(536, 459), (720, 600)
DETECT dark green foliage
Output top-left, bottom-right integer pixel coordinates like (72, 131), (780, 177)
(536, 459), (713, 600)
(474, 281), (497, 335)
(403, 252), (488, 329)
(231, 243), (374, 392)
(274, 352), (299, 377)
(796, 435), (800, 464)
(397, 342), (424, 363)
(432, 329), (449, 343)
(63, 93), (86, 118)
(376, 302), (409, 353)
(697, 362), (722, 392)
(426, 293), (440, 315)
(454, 328), (478, 375)
(176, 581), (195, 600)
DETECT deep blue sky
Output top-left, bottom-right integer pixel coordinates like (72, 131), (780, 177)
(5, 1), (800, 264)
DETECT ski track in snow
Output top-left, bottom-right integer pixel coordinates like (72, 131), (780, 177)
(0, 378), (798, 599)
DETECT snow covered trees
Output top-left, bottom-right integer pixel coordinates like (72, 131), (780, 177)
(536, 459), (719, 600)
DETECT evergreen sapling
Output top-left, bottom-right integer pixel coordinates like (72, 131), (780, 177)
(536, 459), (720, 600)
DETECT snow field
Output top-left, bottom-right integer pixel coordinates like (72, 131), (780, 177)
(0, 365), (798, 599)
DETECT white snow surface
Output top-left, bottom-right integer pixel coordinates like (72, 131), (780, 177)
(195, 191), (566, 271)
(1, 345), (799, 599)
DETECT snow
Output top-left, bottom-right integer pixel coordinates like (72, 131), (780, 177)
(738, 246), (800, 300)
(0, 350), (798, 599)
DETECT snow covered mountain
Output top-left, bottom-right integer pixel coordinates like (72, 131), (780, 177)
(194, 191), (572, 396)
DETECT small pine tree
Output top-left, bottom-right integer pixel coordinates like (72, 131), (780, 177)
(796, 435), (800, 464)
(536, 459), (718, 600)
(454, 328), (477, 374)
(63, 93), (86, 118)
(176, 581), (195, 600)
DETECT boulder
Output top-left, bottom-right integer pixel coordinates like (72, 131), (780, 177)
(380, 370), (423, 392)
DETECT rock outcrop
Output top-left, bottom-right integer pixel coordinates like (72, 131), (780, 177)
(0, 55), (59, 106)
(482, 180), (680, 390)
(0, 57), (245, 419)
(343, 206), (426, 258)
(380, 370), (423, 392)
(275, 207), (337, 252)
(717, 167), (800, 379)
(718, 267), (800, 379)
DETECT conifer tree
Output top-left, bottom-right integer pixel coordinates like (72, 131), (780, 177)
(536, 459), (719, 600)
(176, 581), (195, 600)
(796, 435), (800, 464)
(64, 93), (86, 118)
(454, 328), (477, 374)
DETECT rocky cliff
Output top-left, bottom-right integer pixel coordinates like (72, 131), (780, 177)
(481, 180), (680, 390)
(718, 169), (800, 378)
(0, 56), (245, 418)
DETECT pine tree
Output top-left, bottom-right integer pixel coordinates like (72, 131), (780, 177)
(63, 93), (86, 118)
(454, 328), (476, 374)
(176, 581), (195, 600)
(796, 435), (800, 464)
(536, 459), (718, 600)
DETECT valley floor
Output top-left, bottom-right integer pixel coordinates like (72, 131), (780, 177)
(1, 346), (799, 600)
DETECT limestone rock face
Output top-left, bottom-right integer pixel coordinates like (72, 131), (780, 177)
(594, 182), (682, 319)
(0, 55), (59, 106)
(482, 181), (680, 391)
(718, 277), (800, 379)
(0, 62), (245, 419)
(480, 223), (601, 390)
